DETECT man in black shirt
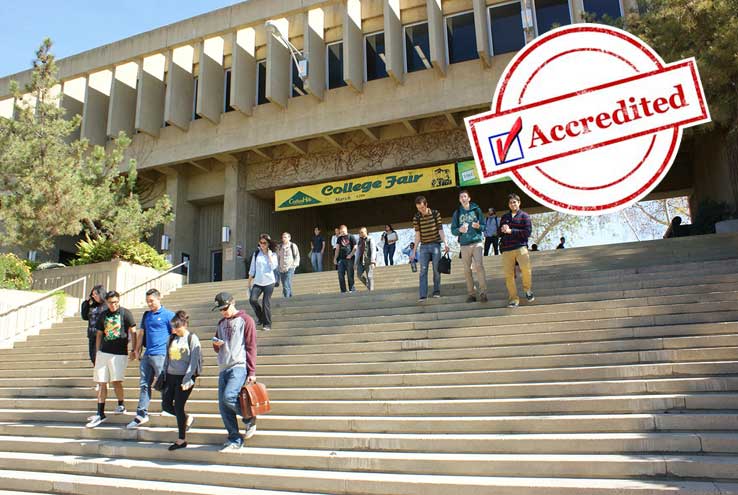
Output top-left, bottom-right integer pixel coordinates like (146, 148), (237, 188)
(333, 224), (357, 293)
(86, 291), (137, 428)
(310, 227), (325, 272)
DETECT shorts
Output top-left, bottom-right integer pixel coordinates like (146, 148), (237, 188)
(94, 351), (128, 383)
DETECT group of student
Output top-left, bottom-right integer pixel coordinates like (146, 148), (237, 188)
(81, 288), (257, 451)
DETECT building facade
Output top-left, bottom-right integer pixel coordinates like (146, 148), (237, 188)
(4, 0), (726, 283)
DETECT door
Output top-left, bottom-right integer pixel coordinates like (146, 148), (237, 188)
(211, 250), (223, 282)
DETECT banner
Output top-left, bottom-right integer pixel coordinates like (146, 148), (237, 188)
(457, 160), (512, 187)
(275, 164), (456, 211)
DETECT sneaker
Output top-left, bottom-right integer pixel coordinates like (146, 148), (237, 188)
(160, 410), (175, 417)
(114, 404), (126, 414)
(525, 291), (535, 302)
(262, 326), (271, 331)
(418, 297), (427, 303)
(507, 301), (519, 308)
(479, 293), (488, 303)
(126, 415), (149, 429)
(87, 414), (98, 421)
(432, 293), (441, 298)
(168, 441), (188, 451)
(244, 419), (257, 440)
(466, 295), (477, 303)
(220, 441), (242, 451)
(86, 415), (107, 428)
(185, 414), (195, 432)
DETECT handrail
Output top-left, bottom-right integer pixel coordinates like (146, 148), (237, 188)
(0, 277), (87, 318)
(120, 261), (190, 297)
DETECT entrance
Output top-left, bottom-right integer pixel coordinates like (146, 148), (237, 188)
(211, 250), (223, 282)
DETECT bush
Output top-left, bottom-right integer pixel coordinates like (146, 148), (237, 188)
(72, 237), (171, 271)
(0, 253), (33, 290)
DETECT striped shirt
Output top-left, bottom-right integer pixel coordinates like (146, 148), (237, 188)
(413, 209), (443, 244)
(498, 210), (532, 252)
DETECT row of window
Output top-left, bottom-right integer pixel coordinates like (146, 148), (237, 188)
(186, 0), (623, 120)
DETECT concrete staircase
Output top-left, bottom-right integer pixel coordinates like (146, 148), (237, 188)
(1, 234), (738, 495)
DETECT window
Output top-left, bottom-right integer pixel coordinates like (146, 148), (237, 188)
(365, 32), (388, 81)
(224, 69), (234, 112)
(256, 60), (267, 105)
(404, 22), (431, 73)
(446, 11), (479, 64)
(534, 0), (571, 35)
(489, 2), (526, 55)
(327, 41), (347, 89)
(291, 53), (306, 97)
(582, 0), (622, 21)
(192, 77), (201, 120)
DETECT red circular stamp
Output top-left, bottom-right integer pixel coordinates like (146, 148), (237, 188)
(465, 24), (711, 215)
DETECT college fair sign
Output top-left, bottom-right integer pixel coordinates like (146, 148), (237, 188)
(275, 164), (456, 211)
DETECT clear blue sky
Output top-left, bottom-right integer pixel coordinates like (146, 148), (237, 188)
(0, 1), (243, 77)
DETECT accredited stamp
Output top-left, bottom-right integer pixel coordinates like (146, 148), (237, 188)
(464, 24), (711, 215)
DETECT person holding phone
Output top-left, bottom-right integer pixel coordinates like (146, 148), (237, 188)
(248, 234), (279, 331)
(498, 193), (534, 308)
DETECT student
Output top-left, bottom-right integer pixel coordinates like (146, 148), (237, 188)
(127, 289), (174, 429)
(331, 227), (340, 270)
(556, 237), (566, 249)
(333, 225), (358, 293)
(484, 208), (500, 256)
(381, 225), (398, 266)
(451, 190), (488, 303)
(212, 292), (257, 450)
(411, 196), (450, 301)
(248, 234), (279, 331)
(277, 232), (300, 298)
(402, 242), (419, 272)
(81, 285), (107, 365)
(309, 227), (325, 272)
(161, 310), (202, 451)
(356, 227), (377, 291)
(86, 291), (136, 428)
(499, 193), (534, 308)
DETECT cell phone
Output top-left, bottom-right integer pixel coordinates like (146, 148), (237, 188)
(212, 337), (224, 343)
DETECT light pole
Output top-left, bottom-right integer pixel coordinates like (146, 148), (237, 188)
(265, 21), (308, 81)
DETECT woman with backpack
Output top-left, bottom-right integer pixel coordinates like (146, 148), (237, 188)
(161, 310), (202, 450)
(381, 225), (399, 266)
(248, 233), (279, 331)
(80, 285), (107, 365)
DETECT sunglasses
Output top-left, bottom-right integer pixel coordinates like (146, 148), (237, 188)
(259, 241), (268, 245)
(107, 300), (120, 305)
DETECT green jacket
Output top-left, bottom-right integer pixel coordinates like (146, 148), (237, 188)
(451, 202), (485, 246)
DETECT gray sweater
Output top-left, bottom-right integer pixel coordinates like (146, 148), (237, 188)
(215, 310), (257, 375)
(166, 332), (202, 384)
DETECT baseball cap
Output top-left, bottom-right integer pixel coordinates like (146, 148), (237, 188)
(212, 292), (234, 311)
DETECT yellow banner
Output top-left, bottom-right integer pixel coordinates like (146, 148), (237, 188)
(275, 164), (456, 211)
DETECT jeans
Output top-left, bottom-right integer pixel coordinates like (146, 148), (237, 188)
(337, 258), (355, 292)
(356, 262), (375, 291)
(383, 243), (396, 265)
(249, 284), (274, 326)
(136, 354), (166, 418)
(88, 337), (96, 365)
(161, 373), (194, 440)
(279, 268), (295, 298)
(461, 243), (487, 296)
(485, 236), (500, 256)
(218, 366), (248, 445)
(502, 247), (533, 303)
(418, 243), (441, 299)
(310, 252), (323, 272)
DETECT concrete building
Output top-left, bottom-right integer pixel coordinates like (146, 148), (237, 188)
(1, 0), (733, 283)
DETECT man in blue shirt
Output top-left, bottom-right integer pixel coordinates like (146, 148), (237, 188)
(127, 288), (174, 428)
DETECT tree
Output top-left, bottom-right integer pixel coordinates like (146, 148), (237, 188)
(0, 39), (173, 252)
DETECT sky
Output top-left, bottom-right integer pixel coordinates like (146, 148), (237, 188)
(0, 1), (244, 77)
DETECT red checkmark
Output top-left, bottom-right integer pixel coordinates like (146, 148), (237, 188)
(496, 116), (523, 163)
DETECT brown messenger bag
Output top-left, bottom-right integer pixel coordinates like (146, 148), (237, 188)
(238, 382), (271, 417)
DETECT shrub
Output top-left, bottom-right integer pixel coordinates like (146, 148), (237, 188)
(72, 237), (171, 271)
(0, 253), (33, 290)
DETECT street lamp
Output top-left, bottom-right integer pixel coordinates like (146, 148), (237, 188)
(265, 20), (308, 80)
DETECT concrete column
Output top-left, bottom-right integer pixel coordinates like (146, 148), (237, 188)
(473, 0), (492, 67)
(61, 77), (85, 142)
(266, 18), (291, 109)
(521, 0), (537, 43)
(570, 0), (585, 22)
(164, 171), (198, 278)
(164, 45), (195, 131)
(304, 9), (326, 100)
(384, 0), (404, 84)
(81, 70), (112, 146)
(232, 28), (257, 115)
(426, 0), (447, 77)
(107, 61), (138, 137)
(222, 155), (245, 281)
(136, 54), (166, 137)
(343, 0), (364, 92)
(197, 36), (225, 124)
